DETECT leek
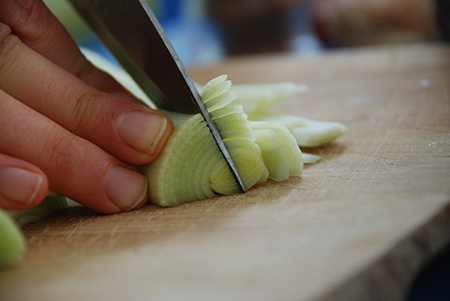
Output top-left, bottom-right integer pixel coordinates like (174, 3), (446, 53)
(0, 193), (67, 268)
(232, 84), (348, 147)
(144, 75), (271, 206)
(0, 208), (25, 269)
(81, 48), (347, 206)
(12, 192), (68, 228)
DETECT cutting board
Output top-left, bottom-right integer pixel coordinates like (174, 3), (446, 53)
(1, 43), (449, 301)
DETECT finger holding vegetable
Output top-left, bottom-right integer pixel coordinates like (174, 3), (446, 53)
(0, 0), (173, 213)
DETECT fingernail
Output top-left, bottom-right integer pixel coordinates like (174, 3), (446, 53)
(116, 111), (168, 155)
(105, 165), (148, 211)
(0, 167), (44, 205)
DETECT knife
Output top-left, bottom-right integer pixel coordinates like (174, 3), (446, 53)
(68, 0), (245, 193)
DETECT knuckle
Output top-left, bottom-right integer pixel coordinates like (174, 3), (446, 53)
(0, 23), (21, 65)
(1, 0), (55, 52)
(0, 22), (12, 45)
(70, 91), (103, 134)
(1, 0), (42, 32)
(46, 131), (82, 176)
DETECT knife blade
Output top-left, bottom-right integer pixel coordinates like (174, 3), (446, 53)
(68, 0), (245, 193)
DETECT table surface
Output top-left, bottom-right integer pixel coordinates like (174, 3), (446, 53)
(1, 43), (449, 301)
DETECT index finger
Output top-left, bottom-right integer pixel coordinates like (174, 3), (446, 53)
(0, 0), (125, 94)
(0, 22), (173, 166)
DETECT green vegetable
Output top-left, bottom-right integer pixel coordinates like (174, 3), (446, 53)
(250, 121), (303, 181)
(81, 48), (347, 206)
(144, 75), (271, 206)
(0, 208), (25, 269)
(13, 192), (68, 228)
(232, 83), (348, 147)
(145, 75), (344, 206)
(0, 193), (67, 268)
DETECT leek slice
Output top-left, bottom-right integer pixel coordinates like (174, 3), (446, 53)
(144, 75), (270, 206)
(82, 48), (345, 207)
(0, 193), (67, 268)
(232, 83), (308, 118)
(232, 83), (348, 147)
(251, 121), (303, 181)
(253, 113), (348, 148)
(12, 192), (68, 228)
(0, 208), (25, 269)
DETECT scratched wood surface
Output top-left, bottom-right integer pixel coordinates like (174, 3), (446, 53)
(1, 43), (449, 301)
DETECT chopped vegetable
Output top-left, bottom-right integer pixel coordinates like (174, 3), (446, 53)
(144, 75), (271, 206)
(0, 193), (67, 268)
(0, 208), (25, 269)
(232, 84), (348, 147)
(12, 192), (68, 228)
(81, 48), (347, 206)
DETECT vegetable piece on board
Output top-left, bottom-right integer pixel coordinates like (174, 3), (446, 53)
(232, 83), (348, 147)
(144, 75), (270, 206)
(0, 208), (25, 269)
(82, 48), (346, 206)
(0, 193), (68, 268)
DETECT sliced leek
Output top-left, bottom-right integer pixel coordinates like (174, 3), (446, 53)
(232, 83), (348, 147)
(144, 75), (270, 206)
(12, 192), (68, 228)
(0, 193), (67, 268)
(251, 121), (303, 181)
(81, 48), (347, 206)
(0, 208), (25, 269)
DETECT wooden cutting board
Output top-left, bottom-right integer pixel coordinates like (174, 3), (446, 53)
(1, 43), (449, 301)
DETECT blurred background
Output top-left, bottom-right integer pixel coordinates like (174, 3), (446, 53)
(43, 0), (445, 66)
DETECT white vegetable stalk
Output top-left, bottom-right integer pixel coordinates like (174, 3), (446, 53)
(0, 209), (25, 269)
(0, 193), (67, 268)
(79, 48), (347, 205)
(232, 83), (348, 147)
(144, 75), (303, 206)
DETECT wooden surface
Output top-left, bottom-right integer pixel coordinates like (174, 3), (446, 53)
(1, 43), (450, 301)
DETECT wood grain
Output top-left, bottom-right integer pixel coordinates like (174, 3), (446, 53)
(1, 43), (449, 301)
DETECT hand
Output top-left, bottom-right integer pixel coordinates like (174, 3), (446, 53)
(0, 0), (173, 213)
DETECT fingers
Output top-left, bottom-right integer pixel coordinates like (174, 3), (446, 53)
(0, 153), (48, 210)
(0, 0), (174, 213)
(0, 89), (148, 214)
(0, 21), (173, 165)
(0, 0), (126, 94)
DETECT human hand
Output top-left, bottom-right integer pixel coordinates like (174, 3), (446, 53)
(0, 0), (173, 213)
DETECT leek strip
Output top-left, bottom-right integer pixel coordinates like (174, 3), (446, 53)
(82, 48), (345, 207)
(302, 153), (322, 164)
(0, 193), (67, 268)
(255, 113), (348, 147)
(0, 208), (25, 269)
(251, 121), (303, 181)
(12, 192), (68, 228)
(144, 75), (270, 206)
(232, 83), (308, 118)
(232, 83), (348, 147)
